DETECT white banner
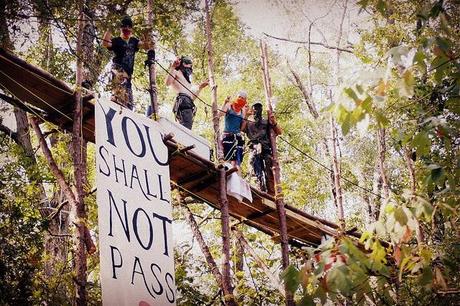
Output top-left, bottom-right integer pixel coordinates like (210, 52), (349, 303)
(95, 100), (175, 305)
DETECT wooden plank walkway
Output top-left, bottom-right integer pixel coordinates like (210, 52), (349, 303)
(0, 48), (348, 247)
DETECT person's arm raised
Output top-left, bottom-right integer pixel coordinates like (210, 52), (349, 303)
(269, 113), (282, 136)
(219, 96), (231, 118)
(102, 30), (112, 48)
(191, 79), (209, 101)
(165, 58), (180, 86)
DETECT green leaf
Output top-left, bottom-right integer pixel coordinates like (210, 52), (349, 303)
(394, 207), (408, 225)
(327, 265), (351, 293)
(375, 111), (389, 128)
(299, 294), (315, 306)
(341, 112), (353, 135)
(435, 37), (450, 53)
(401, 70), (415, 97)
(412, 131), (431, 156)
(420, 267), (433, 287)
(446, 98), (460, 114)
(344, 87), (360, 104)
(282, 265), (300, 293)
(431, 167), (444, 182)
(361, 96), (373, 113)
(376, 0), (386, 14)
(429, 1), (443, 18)
(414, 50), (427, 72)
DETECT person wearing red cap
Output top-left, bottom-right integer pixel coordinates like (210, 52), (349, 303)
(220, 91), (248, 171)
(102, 16), (150, 109)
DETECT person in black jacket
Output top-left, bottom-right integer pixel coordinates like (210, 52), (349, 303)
(103, 16), (150, 109)
(241, 102), (281, 195)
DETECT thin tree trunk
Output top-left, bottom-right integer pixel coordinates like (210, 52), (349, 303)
(260, 40), (294, 306)
(234, 231), (244, 274)
(371, 160), (382, 222)
(73, 2), (88, 304)
(233, 229), (286, 297)
(377, 128), (389, 208)
(288, 65), (338, 210)
(178, 194), (223, 286)
(403, 146), (424, 243)
(34, 0), (72, 277)
(204, 1), (236, 305)
(330, 116), (345, 229)
(30, 118), (79, 211)
(146, 0), (159, 119)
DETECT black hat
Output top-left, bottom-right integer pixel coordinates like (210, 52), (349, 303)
(252, 101), (263, 108)
(120, 16), (133, 28)
(181, 56), (193, 65)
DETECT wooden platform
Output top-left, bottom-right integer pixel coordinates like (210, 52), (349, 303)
(0, 48), (346, 247)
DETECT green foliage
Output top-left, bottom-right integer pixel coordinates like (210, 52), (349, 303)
(0, 136), (44, 305)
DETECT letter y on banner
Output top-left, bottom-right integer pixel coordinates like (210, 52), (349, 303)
(95, 99), (175, 305)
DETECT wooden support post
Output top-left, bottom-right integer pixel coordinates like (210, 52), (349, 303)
(259, 40), (295, 306)
(146, 0), (159, 120)
(204, 1), (237, 305)
(233, 229), (286, 297)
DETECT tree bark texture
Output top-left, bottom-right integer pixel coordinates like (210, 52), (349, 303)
(146, 0), (159, 119)
(72, 2), (88, 304)
(179, 194), (223, 287)
(204, 1), (236, 305)
(234, 229), (286, 297)
(330, 116), (345, 229)
(260, 40), (294, 306)
(204, 0), (223, 161)
(377, 128), (390, 207)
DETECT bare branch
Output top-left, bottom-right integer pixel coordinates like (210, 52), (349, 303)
(263, 32), (353, 54)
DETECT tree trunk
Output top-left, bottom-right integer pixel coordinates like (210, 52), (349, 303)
(179, 194), (223, 286)
(260, 40), (294, 306)
(146, 0), (159, 119)
(330, 116), (345, 229)
(403, 146), (424, 243)
(73, 2), (88, 304)
(204, 1), (236, 305)
(233, 229), (286, 297)
(377, 128), (389, 210)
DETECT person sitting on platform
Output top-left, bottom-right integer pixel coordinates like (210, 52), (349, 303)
(165, 56), (209, 129)
(102, 16), (150, 110)
(241, 102), (281, 195)
(220, 92), (248, 172)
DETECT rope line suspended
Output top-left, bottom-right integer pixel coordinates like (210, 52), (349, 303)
(0, 48), (381, 200)
(153, 60), (382, 199)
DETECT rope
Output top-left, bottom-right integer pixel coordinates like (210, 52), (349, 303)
(0, 69), (94, 137)
(0, 43), (381, 200)
(155, 60), (381, 199)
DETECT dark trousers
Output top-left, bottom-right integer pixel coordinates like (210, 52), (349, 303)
(250, 147), (275, 195)
(174, 94), (195, 129)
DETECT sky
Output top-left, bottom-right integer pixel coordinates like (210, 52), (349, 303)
(234, 0), (366, 59)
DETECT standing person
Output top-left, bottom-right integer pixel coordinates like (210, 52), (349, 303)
(241, 102), (281, 195)
(165, 56), (209, 129)
(220, 92), (248, 171)
(102, 16), (150, 109)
